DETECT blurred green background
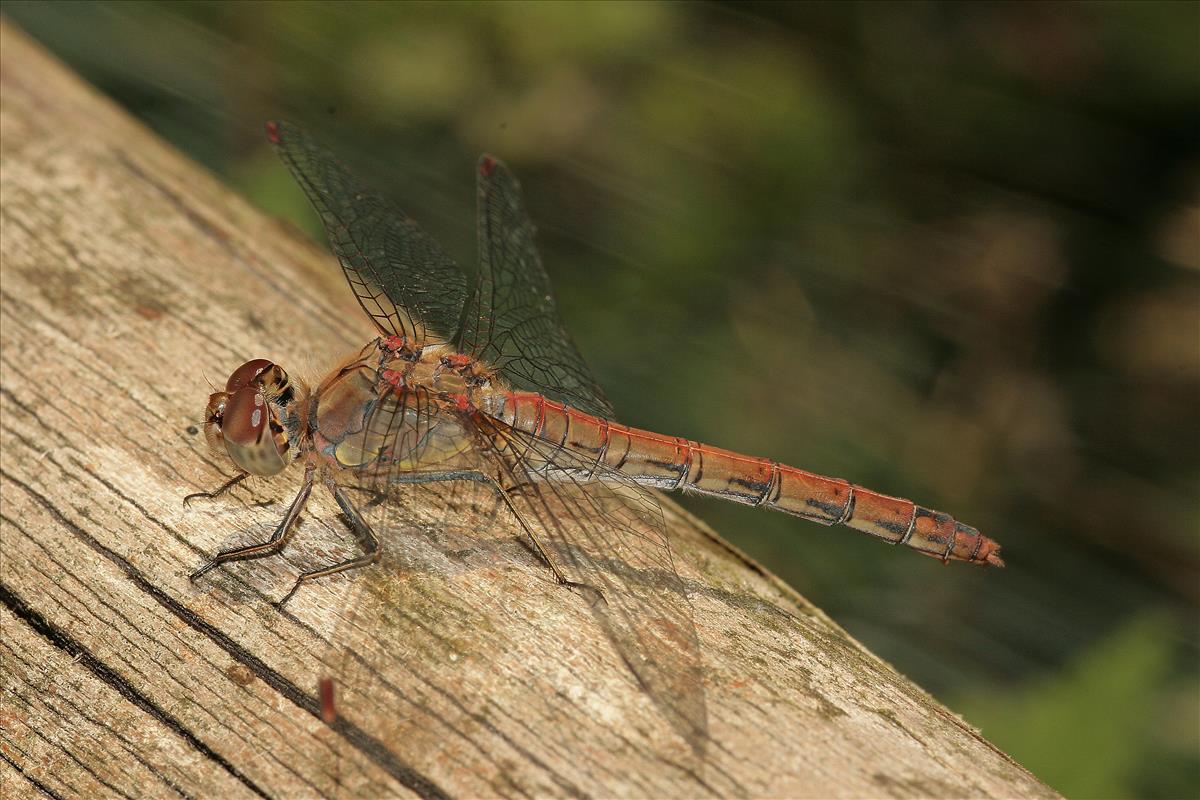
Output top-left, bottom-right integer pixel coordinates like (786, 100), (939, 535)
(7, 2), (1197, 796)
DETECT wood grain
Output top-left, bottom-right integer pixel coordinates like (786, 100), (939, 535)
(0, 22), (1057, 800)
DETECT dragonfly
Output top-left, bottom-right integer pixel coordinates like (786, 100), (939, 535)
(189, 120), (1003, 756)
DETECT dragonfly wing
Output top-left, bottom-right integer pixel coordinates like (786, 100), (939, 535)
(457, 156), (614, 419)
(267, 120), (469, 345)
(321, 391), (710, 767)
(473, 412), (708, 756)
(313, 380), (706, 758)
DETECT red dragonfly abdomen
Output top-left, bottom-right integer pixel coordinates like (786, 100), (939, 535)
(494, 392), (1003, 567)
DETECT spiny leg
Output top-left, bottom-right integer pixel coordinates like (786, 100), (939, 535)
(190, 464), (315, 582)
(413, 469), (591, 592)
(489, 476), (573, 584)
(274, 470), (490, 605)
(277, 476), (380, 607)
(485, 473), (607, 607)
(271, 468), (602, 607)
(470, 419), (608, 603)
(184, 471), (250, 506)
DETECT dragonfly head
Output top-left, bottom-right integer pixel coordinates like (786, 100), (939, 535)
(204, 359), (298, 477)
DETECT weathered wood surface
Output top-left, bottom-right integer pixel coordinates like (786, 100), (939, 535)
(0, 23), (1057, 800)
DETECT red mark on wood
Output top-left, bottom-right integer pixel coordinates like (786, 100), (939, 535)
(319, 676), (336, 724)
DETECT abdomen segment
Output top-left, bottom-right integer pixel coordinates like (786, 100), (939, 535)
(495, 392), (1003, 567)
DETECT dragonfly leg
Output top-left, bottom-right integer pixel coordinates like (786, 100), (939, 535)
(265, 467), (604, 607)
(488, 478), (569, 584)
(276, 477), (380, 608)
(482, 473), (607, 607)
(183, 471), (250, 506)
(278, 470), (497, 604)
(382, 468), (604, 604)
(189, 464), (314, 582)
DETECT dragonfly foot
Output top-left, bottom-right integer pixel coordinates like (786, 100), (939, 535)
(183, 473), (251, 507)
(276, 581), (302, 609)
(189, 560), (219, 582)
(183, 490), (213, 507)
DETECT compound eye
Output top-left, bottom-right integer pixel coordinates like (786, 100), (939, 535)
(219, 386), (287, 476)
(221, 387), (268, 448)
(225, 359), (276, 392)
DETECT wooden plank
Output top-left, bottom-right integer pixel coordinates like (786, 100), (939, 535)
(0, 21), (1057, 799)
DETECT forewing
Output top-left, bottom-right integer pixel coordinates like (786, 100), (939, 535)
(267, 120), (469, 344)
(457, 156), (614, 418)
(472, 413), (708, 756)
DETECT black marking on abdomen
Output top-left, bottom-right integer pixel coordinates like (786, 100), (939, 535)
(646, 457), (686, 474)
(805, 497), (845, 521)
(874, 518), (909, 537)
(732, 477), (771, 495)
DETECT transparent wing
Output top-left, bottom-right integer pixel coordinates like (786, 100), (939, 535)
(456, 156), (614, 418)
(470, 412), (708, 756)
(331, 386), (706, 756)
(267, 120), (469, 344)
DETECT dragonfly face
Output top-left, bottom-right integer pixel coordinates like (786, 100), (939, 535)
(204, 358), (300, 477)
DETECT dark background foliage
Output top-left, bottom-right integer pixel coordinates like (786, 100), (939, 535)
(7, 2), (1197, 796)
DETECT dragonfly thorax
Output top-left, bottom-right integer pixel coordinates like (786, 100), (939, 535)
(377, 339), (499, 399)
(204, 358), (304, 477)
